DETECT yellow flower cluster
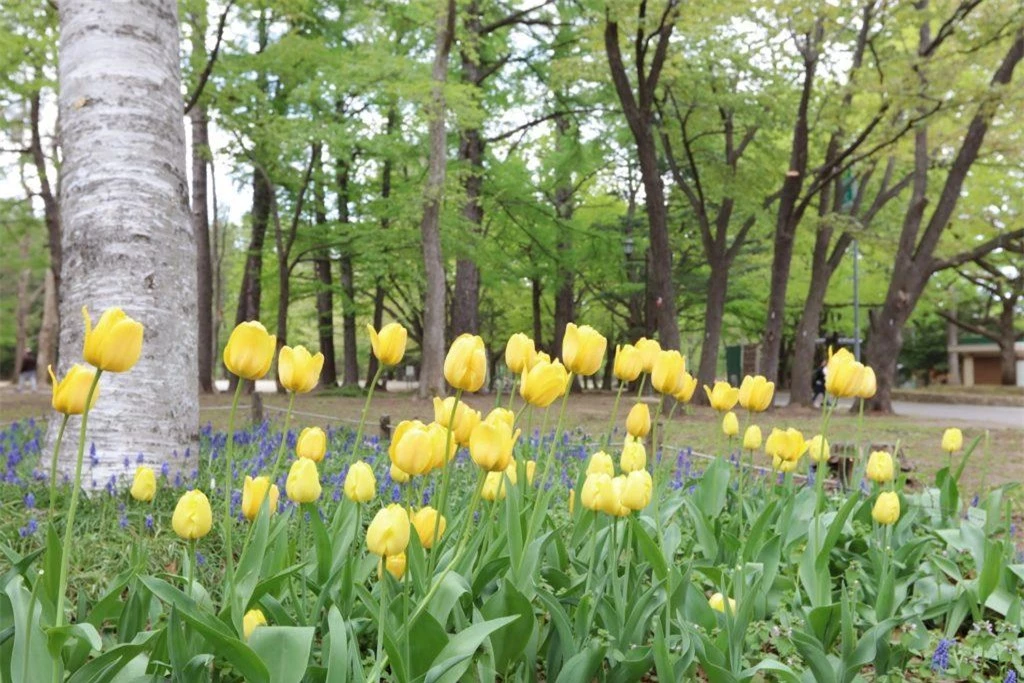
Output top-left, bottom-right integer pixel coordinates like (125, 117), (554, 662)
(825, 348), (876, 399)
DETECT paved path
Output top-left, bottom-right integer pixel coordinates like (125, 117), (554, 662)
(775, 391), (1023, 429)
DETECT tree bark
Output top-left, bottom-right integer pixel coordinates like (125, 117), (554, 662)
(452, 127), (483, 335)
(417, 0), (457, 399)
(29, 91), (61, 380)
(191, 105), (215, 393)
(696, 261), (729, 390)
(12, 234), (33, 382)
(36, 269), (58, 385)
(551, 112), (575, 359)
(337, 153), (360, 388)
(998, 297), (1018, 386)
(531, 276), (543, 347)
(52, 0), (197, 479)
(313, 152), (337, 388)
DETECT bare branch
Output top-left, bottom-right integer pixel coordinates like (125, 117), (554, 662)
(183, 0), (236, 114)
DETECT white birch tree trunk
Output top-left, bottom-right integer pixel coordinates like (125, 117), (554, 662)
(51, 0), (197, 486)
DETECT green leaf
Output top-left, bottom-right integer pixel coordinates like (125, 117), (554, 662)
(629, 516), (668, 582)
(481, 579), (534, 673)
(696, 457), (730, 518)
(424, 615), (519, 683)
(66, 632), (158, 683)
(325, 606), (351, 683)
(248, 626), (314, 683)
(425, 571), (470, 626)
(4, 575), (51, 683)
(554, 641), (606, 683)
(806, 604), (841, 651)
(45, 623), (101, 660)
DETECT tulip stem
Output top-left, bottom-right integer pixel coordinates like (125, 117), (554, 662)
(524, 375), (572, 551)
(375, 566), (389, 665)
(266, 391), (297, 486)
(47, 414), (70, 518)
(636, 374), (646, 399)
(604, 382), (625, 450)
(353, 365), (385, 464)
(221, 379), (245, 589)
(815, 400), (837, 513)
(187, 539), (196, 600)
(506, 378), (519, 410)
(431, 388), (464, 570)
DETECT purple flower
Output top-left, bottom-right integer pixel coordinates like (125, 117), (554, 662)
(23, 492), (35, 509)
(18, 518), (38, 537)
(119, 515), (129, 529)
(195, 551), (206, 566)
(145, 514), (154, 530)
(931, 638), (954, 671)
(1005, 669), (1017, 683)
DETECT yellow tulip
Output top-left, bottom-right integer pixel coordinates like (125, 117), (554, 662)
(425, 421), (457, 471)
(856, 366), (877, 399)
(172, 489), (212, 540)
(390, 420), (433, 476)
(613, 344), (643, 382)
(771, 455), (799, 473)
(481, 470), (509, 501)
(379, 552), (407, 580)
(580, 472), (613, 512)
(524, 460), (537, 486)
(620, 440), (647, 473)
(444, 334), (487, 392)
(737, 375), (774, 412)
(366, 503), (410, 556)
(243, 609), (267, 640)
(223, 321), (276, 380)
(743, 425), (762, 451)
(390, 462), (411, 484)
(634, 337), (661, 374)
(285, 458), (321, 504)
(626, 402), (651, 438)
(722, 411), (739, 437)
(520, 358), (569, 408)
(367, 322), (407, 366)
(486, 407), (515, 430)
(48, 364), (99, 415)
(604, 476), (630, 517)
(651, 350), (685, 395)
(866, 450), (894, 484)
(130, 466), (156, 503)
(562, 323), (607, 376)
(344, 461), (376, 503)
(708, 593), (736, 614)
(621, 469), (653, 511)
(765, 427), (808, 465)
(872, 491), (900, 525)
(586, 451), (615, 477)
(807, 435), (830, 464)
(241, 475), (279, 521)
(82, 306), (144, 373)
(528, 350), (551, 371)
(673, 371), (699, 403)
(432, 397), (480, 446)
(704, 381), (739, 412)
(278, 345), (324, 393)
(825, 348), (865, 398)
(505, 333), (536, 374)
(296, 426), (327, 462)
(411, 507), (446, 549)
(469, 418), (519, 472)
(941, 428), (963, 454)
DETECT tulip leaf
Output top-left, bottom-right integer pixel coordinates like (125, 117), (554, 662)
(65, 631), (158, 683)
(806, 603), (841, 650)
(248, 626), (314, 683)
(325, 606), (354, 683)
(305, 503), (332, 584)
(232, 500), (272, 624)
(790, 630), (836, 683)
(740, 659), (802, 683)
(682, 498), (718, 561)
(4, 575), (51, 683)
(406, 611), (448, 683)
(554, 640), (606, 683)
(536, 587), (576, 679)
(423, 615), (519, 683)
(481, 579), (534, 672)
(425, 571), (471, 626)
(45, 622), (101, 660)
(696, 457), (730, 518)
(629, 515), (668, 582)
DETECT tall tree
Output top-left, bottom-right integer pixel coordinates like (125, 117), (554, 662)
(418, 0), (458, 398)
(53, 0), (197, 478)
(312, 149), (338, 388)
(604, 0), (681, 350)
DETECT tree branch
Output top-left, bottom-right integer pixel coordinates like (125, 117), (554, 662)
(183, 0), (236, 114)
(930, 227), (1024, 272)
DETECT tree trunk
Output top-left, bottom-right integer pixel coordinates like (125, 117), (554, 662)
(191, 105), (215, 393)
(36, 269), (58, 385)
(998, 298), (1017, 386)
(417, 0), (457, 399)
(788, 221), (836, 406)
(230, 168), (272, 392)
(29, 91), (61, 378)
(531, 276), (543, 348)
(337, 155), (359, 388)
(53, 0), (197, 480)
(946, 320), (961, 385)
(552, 112), (575, 359)
(365, 107), (396, 387)
(313, 169), (337, 388)
(12, 234), (32, 382)
(696, 259), (729, 396)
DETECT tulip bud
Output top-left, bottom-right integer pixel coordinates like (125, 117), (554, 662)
(708, 592), (736, 614)
(444, 334), (487, 392)
(613, 344), (643, 382)
(743, 425), (762, 451)
(765, 427), (807, 465)
(634, 337), (661, 374)
(241, 475), (279, 521)
(673, 371), (699, 403)
(941, 428), (963, 454)
(411, 507), (446, 549)
(390, 462), (411, 483)
(651, 350), (685, 395)
(856, 366), (877, 399)
(586, 451), (615, 477)
(872, 491), (900, 525)
(366, 503), (410, 557)
(344, 461), (376, 503)
(620, 439), (647, 473)
(626, 402), (651, 438)
(243, 609), (267, 640)
(279, 345), (325, 393)
(379, 552), (407, 580)
(367, 322), (408, 367)
(469, 418), (519, 472)
(807, 435), (830, 464)
(866, 450), (894, 484)
(296, 427), (327, 462)
(223, 321), (276, 380)
(481, 470), (509, 501)
(562, 323), (607, 376)
(130, 466), (156, 503)
(172, 489), (213, 540)
(524, 460), (537, 486)
(504, 333), (536, 374)
(49, 364), (99, 415)
(286, 458), (322, 504)
(737, 375), (774, 412)
(82, 306), (144, 373)
(433, 397), (480, 446)
(704, 381), (739, 412)
(621, 469), (653, 511)
(580, 472), (613, 512)
(520, 358), (569, 408)
(722, 411), (739, 437)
